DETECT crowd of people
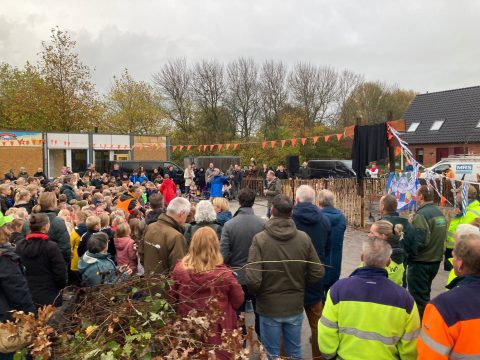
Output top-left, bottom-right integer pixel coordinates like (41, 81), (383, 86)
(0, 161), (479, 360)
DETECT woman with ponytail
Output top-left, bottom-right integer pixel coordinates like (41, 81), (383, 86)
(14, 189), (33, 214)
(368, 220), (406, 287)
(15, 213), (67, 307)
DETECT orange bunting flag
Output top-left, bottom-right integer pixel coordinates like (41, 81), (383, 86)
(281, 140), (286, 148)
(270, 140), (276, 149)
(179, 145), (184, 151)
(441, 196), (447, 207)
(198, 145), (202, 151)
(210, 144), (215, 151)
(117, 145), (121, 149)
(344, 125), (355, 138)
(336, 134), (342, 141)
(312, 136), (319, 144)
(291, 138), (297, 147)
(324, 135), (331, 142)
(203, 145), (208, 152)
(233, 143), (239, 150)
(172, 145), (177, 152)
(387, 131), (393, 141)
(395, 146), (401, 156)
(218, 144), (223, 151)
(262, 140), (267, 149)
(226, 143), (231, 150)
(187, 145), (192, 151)
(301, 138), (307, 146)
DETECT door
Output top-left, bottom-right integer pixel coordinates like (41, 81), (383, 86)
(436, 148), (449, 163)
(415, 148), (424, 164)
(71, 149), (88, 174)
(94, 150), (111, 174)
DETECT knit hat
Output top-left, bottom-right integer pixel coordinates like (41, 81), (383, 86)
(0, 212), (13, 228)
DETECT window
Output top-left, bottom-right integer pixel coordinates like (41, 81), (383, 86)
(430, 120), (445, 131)
(416, 148), (424, 164)
(407, 122), (420, 132)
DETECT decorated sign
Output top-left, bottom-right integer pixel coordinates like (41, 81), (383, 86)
(386, 171), (419, 211)
(0, 131), (43, 146)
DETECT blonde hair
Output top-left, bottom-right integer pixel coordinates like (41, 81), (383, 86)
(58, 209), (71, 221)
(0, 227), (10, 244)
(116, 222), (131, 238)
(75, 211), (88, 224)
(0, 184), (10, 195)
(373, 220), (404, 240)
(212, 197), (229, 212)
(14, 189), (30, 204)
(99, 213), (110, 228)
(182, 227), (223, 272)
(86, 215), (101, 230)
(38, 191), (57, 211)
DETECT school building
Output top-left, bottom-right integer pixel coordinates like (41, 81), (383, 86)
(0, 131), (169, 178)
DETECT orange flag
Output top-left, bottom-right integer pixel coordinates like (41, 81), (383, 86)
(270, 140), (276, 149)
(301, 138), (307, 146)
(281, 140), (286, 148)
(226, 143), (231, 150)
(179, 145), (184, 151)
(198, 145), (202, 151)
(344, 125), (355, 138)
(336, 134), (342, 141)
(203, 145), (208, 152)
(233, 143), (239, 150)
(291, 138), (297, 146)
(210, 144), (215, 151)
(324, 135), (331, 142)
(395, 146), (401, 156)
(262, 140), (267, 149)
(172, 145), (177, 152)
(312, 136), (319, 144)
(218, 144), (223, 151)
(187, 145), (192, 151)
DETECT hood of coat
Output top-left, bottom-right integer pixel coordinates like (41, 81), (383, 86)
(292, 202), (324, 225)
(216, 211), (232, 225)
(145, 209), (164, 225)
(0, 242), (20, 261)
(321, 206), (344, 226)
(16, 233), (50, 258)
(114, 236), (133, 251)
(78, 251), (112, 270)
(264, 217), (297, 241)
(162, 178), (175, 187)
(75, 223), (88, 236)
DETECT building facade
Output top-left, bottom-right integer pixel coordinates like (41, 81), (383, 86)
(0, 131), (168, 178)
(402, 86), (480, 166)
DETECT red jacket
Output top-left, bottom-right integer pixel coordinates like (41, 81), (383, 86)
(114, 236), (138, 274)
(160, 178), (176, 205)
(170, 262), (244, 358)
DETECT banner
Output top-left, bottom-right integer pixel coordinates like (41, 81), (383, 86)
(0, 131), (43, 146)
(386, 171), (419, 211)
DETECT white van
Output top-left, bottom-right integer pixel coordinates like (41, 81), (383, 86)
(420, 156), (480, 182)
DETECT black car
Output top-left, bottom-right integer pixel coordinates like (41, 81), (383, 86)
(307, 160), (356, 178)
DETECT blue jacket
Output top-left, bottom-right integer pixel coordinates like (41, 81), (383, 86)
(292, 202), (331, 305)
(210, 176), (230, 197)
(216, 211), (233, 226)
(78, 251), (119, 287)
(321, 206), (347, 295)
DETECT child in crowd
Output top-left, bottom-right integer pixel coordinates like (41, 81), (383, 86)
(77, 215), (101, 259)
(99, 212), (116, 260)
(58, 208), (75, 235)
(114, 222), (138, 275)
(212, 197), (233, 226)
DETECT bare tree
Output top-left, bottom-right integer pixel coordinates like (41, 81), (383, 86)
(259, 60), (288, 136)
(226, 58), (260, 139)
(288, 63), (339, 130)
(152, 58), (194, 136)
(335, 69), (364, 127)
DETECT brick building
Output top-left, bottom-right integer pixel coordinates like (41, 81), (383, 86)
(0, 131), (168, 179)
(402, 86), (480, 166)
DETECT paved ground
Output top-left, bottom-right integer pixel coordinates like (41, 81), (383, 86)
(229, 200), (448, 359)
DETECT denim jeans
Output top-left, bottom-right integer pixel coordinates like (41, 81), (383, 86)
(259, 313), (304, 359)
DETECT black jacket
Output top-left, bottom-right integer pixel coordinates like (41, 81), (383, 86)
(77, 229), (98, 259)
(0, 194), (8, 214)
(0, 243), (35, 322)
(60, 183), (77, 203)
(22, 210), (71, 266)
(15, 233), (67, 306)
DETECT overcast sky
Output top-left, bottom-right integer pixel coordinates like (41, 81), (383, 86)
(1, 0), (479, 94)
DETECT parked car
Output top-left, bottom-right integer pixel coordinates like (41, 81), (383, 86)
(307, 160), (356, 179)
(420, 156), (480, 182)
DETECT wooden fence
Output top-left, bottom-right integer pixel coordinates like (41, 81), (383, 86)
(241, 177), (387, 228)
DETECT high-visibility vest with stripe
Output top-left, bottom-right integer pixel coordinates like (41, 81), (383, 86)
(446, 200), (480, 249)
(418, 275), (480, 359)
(318, 267), (420, 360)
